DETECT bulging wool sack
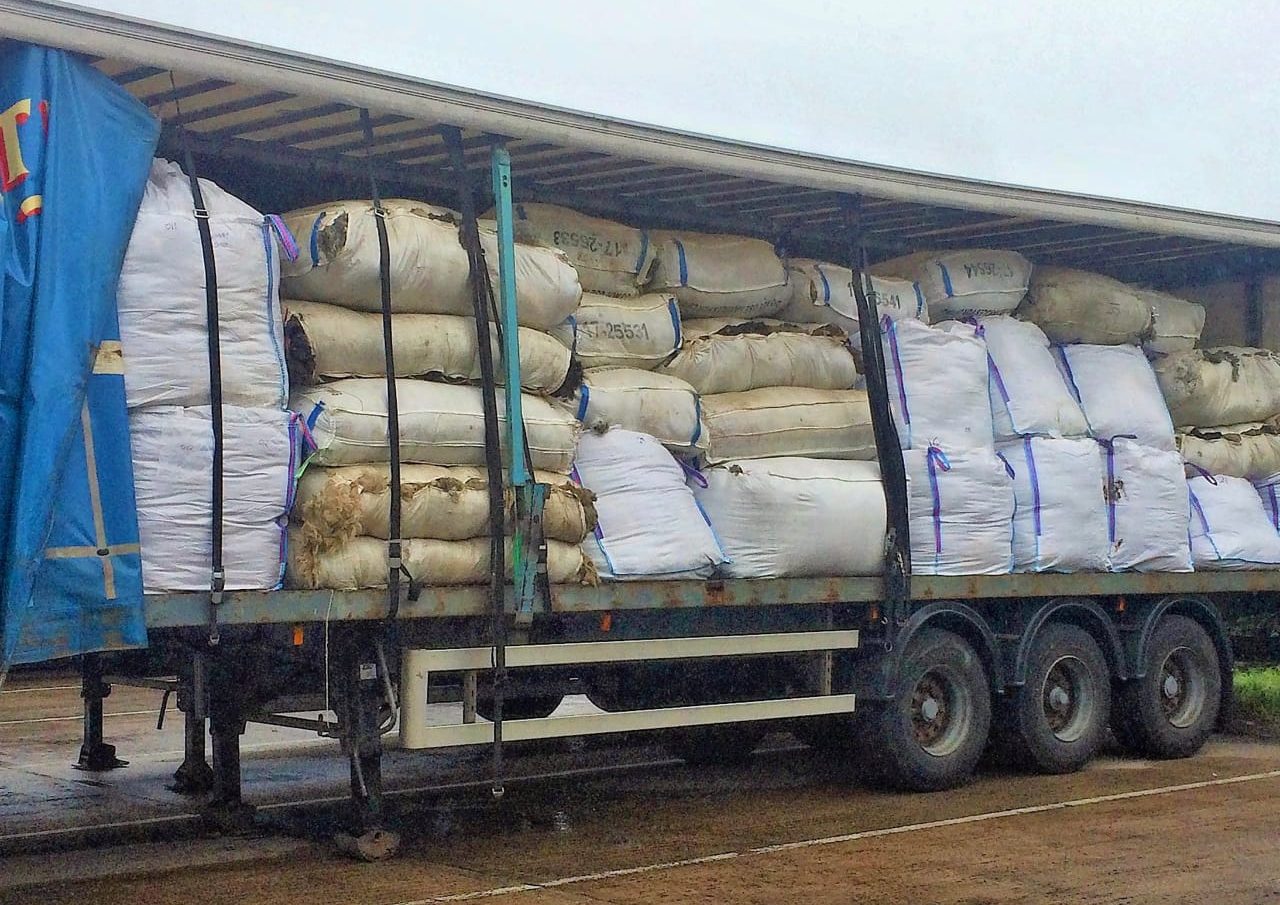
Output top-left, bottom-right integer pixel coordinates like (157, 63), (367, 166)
(294, 378), (581, 471)
(1099, 439), (1191, 572)
(284, 300), (574, 394)
(1177, 423), (1280, 482)
(1055, 344), (1175, 450)
(693, 458), (886, 578)
(572, 428), (725, 580)
(131, 405), (302, 592)
(118, 159), (291, 409)
(1152, 346), (1280, 428)
(648, 232), (790, 319)
(980, 316), (1088, 441)
(882, 317), (994, 450)
(998, 437), (1109, 573)
(871, 249), (1031, 320)
(1019, 266), (1153, 345)
(657, 327), (859, 395)
(701, 387), (876, 463)
(505, 202), (655, 296)
(568, 367), (706, 456)
(1187, 473), (1280, 570)
(289, 535), (591, 589)
(1139, 288), (1205, 357)
(550, 292), (682, 370)
(903, 445), (1014, 575)
(294, 464), (594, 548)
(280, 200), (582, 330)
(781, 259), (928, 330)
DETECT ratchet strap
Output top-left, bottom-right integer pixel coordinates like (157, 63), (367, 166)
(177, 140), (226, 646)
(359, 109), (417, 621)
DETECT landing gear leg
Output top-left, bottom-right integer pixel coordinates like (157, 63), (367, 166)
(75, 653), (127, 771)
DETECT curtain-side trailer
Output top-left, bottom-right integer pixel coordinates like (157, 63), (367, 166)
(4, 1), (1280, 859)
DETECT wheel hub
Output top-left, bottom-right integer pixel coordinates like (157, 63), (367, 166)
(921, 696), (941, 722)
(1163, 674), (1182, 700)
(1041, 657), (1093, 741)
(910, 672), (955, 751)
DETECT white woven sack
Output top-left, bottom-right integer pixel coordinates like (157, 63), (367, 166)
(1100, 439), (1191, 572)
(658, 329), (859, 395)
(284, 300), (572, 394)
(550, 292), (681, 369)
(568, 367), (706, 456)
(648, 232), (790, 319)
(294, 378), (581, 471)
(998, 437), (1109, 573)
(118, 159), (290, 408)
(1055, 344), (1175, 450)
(1020, 266), (1153, 345)
(280, 200), (581, 330)
(701, 387), (875, 463)
(903, 445), (1014, 575)
(882, 317), (994, 450)
(1152, 346), (1280, 428)
(1187, 473), (1280, 570)
(871, 249), (1031, 319)
(571, 429), (725, 580)
(506, 202), (655, 296)
(131, 405), (301, 592)
(980, 316), (1088, 441)
(780, 259), (927, 334)
(1177, 424), (1280, 481)
(693, 458), (885, 578)
(1253, 473), (1280, 531)
(1139, 288), (1205, 357)
(289, 535), (589, 589)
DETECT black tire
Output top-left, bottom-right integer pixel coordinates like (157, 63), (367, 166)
(998, 624), (1111, 774)
(1113, 615), (1221, 759)
(664, 723), (767, 766)
(475, 694), (564, 722)
(854, 628), (991, 792)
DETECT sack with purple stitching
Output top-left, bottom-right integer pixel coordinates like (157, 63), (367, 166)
(903, 445), (1014, 575)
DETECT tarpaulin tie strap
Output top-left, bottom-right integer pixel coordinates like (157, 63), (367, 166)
(925, 445), (952, 556)
(881, 314), (912, 444)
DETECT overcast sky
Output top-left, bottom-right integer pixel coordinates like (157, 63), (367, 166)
(89, 0), (1280, 222)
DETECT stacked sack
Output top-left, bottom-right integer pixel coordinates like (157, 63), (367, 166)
(1152, 345), (1280, 569)
(1019, 267), (1194, 571)
(873, 251), (1026, 575)
(280, 199), (595, 588)
(118, 159), (303, 592)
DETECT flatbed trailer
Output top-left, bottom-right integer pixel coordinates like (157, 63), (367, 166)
(5, 1), (1280, 860)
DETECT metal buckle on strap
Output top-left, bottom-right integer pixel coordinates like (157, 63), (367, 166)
(193, 206), (211, 220)
(372, 205), (388, 220)
(210, 569), (226, 606)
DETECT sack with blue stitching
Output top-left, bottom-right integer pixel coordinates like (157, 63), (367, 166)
(647, 231), (790, 319)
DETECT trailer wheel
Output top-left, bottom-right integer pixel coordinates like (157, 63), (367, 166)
(1113, 615), (1220, 759)
(664, 723), (767, 766)
(475, 694), (564, 722)
(856, 628), (991, 792)
(999, 624), (1110, 774)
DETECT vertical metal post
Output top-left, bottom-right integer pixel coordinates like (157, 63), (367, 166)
(490, 145), (530, 489)
(845, 196), (911, 636)
(75, 653), (125, 771)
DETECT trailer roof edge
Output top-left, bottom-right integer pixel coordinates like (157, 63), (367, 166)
(6, 0), (1280, 250)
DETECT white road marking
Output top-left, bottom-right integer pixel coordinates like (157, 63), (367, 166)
(390, 768), (1280, 904)
(0, 710), (156, 726)
(0, 685), (82, 695)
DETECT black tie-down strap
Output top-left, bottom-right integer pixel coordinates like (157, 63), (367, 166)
(845, 196), (911, 622)
(177, 142), (226, 646)
(358, 109), (419, 622)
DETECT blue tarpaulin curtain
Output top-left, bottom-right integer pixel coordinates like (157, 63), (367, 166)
(0, 42), (159, 679)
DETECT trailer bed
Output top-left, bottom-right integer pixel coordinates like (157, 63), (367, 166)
(143, 571), (1280, 627)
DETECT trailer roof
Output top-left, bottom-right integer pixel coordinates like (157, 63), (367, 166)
(6, 1), (1280, 285)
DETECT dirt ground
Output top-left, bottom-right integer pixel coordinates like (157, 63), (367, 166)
(3, 674), (1280, 904)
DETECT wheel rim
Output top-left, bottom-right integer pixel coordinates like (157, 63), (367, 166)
(1039, 655), (1096, 743)
(910, 668), (971, 757)
(1159, 646), (1207, 730)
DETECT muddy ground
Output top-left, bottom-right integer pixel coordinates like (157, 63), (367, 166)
(2, 673), (1279, 904)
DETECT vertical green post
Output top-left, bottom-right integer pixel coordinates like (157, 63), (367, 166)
(490, 143), (530, 487)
